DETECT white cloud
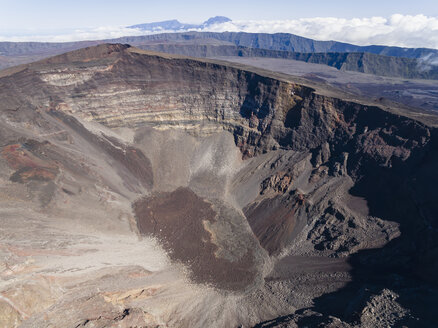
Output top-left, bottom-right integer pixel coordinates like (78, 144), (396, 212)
(0, 26), (145, 42)
(0, 15), (437, 50)
(418, 53), (438, 71)
(200, 14), (438, 49)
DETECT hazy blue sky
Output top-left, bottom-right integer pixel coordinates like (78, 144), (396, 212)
(0, 0), (436, 30)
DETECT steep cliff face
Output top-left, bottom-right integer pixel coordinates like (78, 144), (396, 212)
(1, 44), (311, 158)
(1, 44), (437, 327)
(6, 44), (431, 158)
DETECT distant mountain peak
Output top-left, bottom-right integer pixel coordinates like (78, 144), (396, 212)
(128, 16), (232, 32)
(128, 19), (190, 31)
(203, 16), (232, 26)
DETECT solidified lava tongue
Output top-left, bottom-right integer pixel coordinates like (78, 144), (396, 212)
(133, 187), (258, 291)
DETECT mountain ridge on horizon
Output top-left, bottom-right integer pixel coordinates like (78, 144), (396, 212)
(1, 30), (437, 81)
(1, 31), (437, 59)
(128, 16), (232, 32)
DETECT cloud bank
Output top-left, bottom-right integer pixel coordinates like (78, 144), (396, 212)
(202, 14), (438, 49)
(1, 14), (438, 50)
(0, 26), (144, 43)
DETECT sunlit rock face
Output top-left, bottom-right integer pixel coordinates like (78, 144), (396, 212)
(0, 44), (437, 327)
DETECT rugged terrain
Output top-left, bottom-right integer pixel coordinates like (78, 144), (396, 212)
(2, 31), (438, 80)
(0, 44), (437, 327)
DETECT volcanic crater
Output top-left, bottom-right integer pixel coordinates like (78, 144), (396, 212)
(1, 43), (437, 327)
